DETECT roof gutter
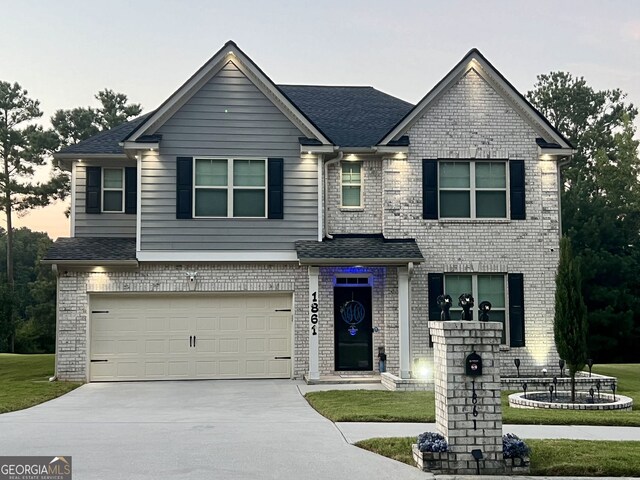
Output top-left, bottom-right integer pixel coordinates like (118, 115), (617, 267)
(298, 257), (424, 266)
(41, 259), (139, 267)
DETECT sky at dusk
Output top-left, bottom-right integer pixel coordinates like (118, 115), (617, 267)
(2, 0), (639, 239)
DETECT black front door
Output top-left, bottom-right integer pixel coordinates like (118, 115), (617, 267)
(334, 286), (373, 371)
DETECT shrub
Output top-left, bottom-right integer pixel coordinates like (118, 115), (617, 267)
(503, 433), (530, 458)
(417, 432), (448, 453)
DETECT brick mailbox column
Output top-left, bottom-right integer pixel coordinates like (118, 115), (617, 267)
(428, 321), (504, 474)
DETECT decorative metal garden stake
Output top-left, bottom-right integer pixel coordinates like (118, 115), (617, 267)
(559, 358), (565, 378)
(596, 379), (601, 399)
(514, 358), (521, 377)
(611, 381), (617, 402)
(553, 376), (558, 400)
(522, 382), (528, 400)
(589, 387), (595, 403)
(587, 358), (594, 377)
(548, 384), (554, 403)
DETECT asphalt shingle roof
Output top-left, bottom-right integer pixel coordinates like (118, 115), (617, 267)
(55, 85), (413, 155)
(295, 235), (424, 265)
(43, 237), (136, 262)
(56, 113), (153, 156)
(279, 85), (413, 147)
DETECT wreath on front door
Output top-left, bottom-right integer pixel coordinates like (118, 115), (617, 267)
(340, 299), (366, 336)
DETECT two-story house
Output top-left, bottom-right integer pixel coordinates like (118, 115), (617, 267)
(45, 41), (574, 386)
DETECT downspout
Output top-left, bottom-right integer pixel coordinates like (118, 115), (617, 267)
(323, 152), (343, 239)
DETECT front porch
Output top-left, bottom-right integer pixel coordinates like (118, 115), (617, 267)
(295, 235), (425, 389)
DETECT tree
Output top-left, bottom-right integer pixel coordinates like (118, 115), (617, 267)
(0, 82), (66, 351)
(554, 237), (588, 402)
(528, 72), (640, 362)
(0, 227), (55, 353)
(51, 88), (142, 148)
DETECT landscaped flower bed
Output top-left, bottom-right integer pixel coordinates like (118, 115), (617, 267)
(412, 432), (530, 475)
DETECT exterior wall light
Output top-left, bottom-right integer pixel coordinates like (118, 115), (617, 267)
(436, 294), (452, 320)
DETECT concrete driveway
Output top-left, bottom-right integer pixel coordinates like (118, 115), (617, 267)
(0, 380), (427, 480)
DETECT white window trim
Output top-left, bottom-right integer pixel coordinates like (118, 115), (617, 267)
(444, 273), (509, 344)
(340, 161), (364, 209)
(101, 167), (125, 213)
(193, 157), (268, 219)
(438, 160), (510, 219)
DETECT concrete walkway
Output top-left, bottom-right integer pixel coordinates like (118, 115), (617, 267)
(336, 422), (640, 443)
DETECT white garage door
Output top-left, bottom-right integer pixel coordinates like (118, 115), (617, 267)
(89, 294), (292, 381)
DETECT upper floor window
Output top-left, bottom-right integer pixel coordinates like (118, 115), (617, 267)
(194, 158), (266, 218)
(439, 161), (507, 218)
(444, 273), (507, 344)
(102, 168), (124, 213)
(341, 161), (362, 208)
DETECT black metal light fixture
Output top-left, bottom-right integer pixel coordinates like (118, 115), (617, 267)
(478, 301), (492, 321)
(587, 358), (594, 377)
(542, 368), (547, 378)
(458, 293), (475, 320)
(549, 384), (554, 402)
(589, 387), (595, 403)
(559, 359), (565, 378)
(437, 294), (453, 321)
(522, 382), (528, 399)
(514, 358), (521, 377)
(471, 449), (483, 475)
(595, 379), (601, 399)
(552, 376), (558, 399)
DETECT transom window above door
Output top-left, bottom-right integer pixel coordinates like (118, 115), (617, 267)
(439, 161), (507, 218)
(194, 158), (266, 218)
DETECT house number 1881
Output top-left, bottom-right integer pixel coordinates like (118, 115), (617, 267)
(310, 291), (319, 335)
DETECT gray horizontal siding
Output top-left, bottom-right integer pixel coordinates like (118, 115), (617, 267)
(140, 61), (318, 251)
(74, 163), (136, 238)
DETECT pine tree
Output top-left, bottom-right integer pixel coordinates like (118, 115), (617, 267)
(554, 237), (589, 402)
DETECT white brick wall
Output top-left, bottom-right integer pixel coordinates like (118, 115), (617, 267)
(326, 159), (383, 234)
(383, 69), (560, 375)
(56, 263), (309, 381)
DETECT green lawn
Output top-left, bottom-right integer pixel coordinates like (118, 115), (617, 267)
(305, 364), (639, 425)
(0, 354), (81, 414)
(356, 437), (640, 477)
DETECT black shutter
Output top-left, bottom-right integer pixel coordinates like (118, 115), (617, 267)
(268, 158), (284, 219)
(85, 166), (101, 214)
(509, 160), (526, 220)
(508, 273), (525, 347)
(125, 167), (137, 214)
(428, 273), (444, 321)
(176, 157), (193, 219)
(422, 159), (438, 219)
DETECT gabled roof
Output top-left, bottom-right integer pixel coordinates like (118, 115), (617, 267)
(124, 40), (332, 146)
(42, 237), (136, 264)
(279, 85), (413, 148)
(296, 234), (424, 265)
(54, 113), (153, 157)
(377, 48), (574, 149)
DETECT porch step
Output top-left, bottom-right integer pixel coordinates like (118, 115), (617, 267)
(304, 374), (382, 385)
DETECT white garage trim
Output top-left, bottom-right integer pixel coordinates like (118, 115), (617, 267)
(88, 293), (293, 382)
